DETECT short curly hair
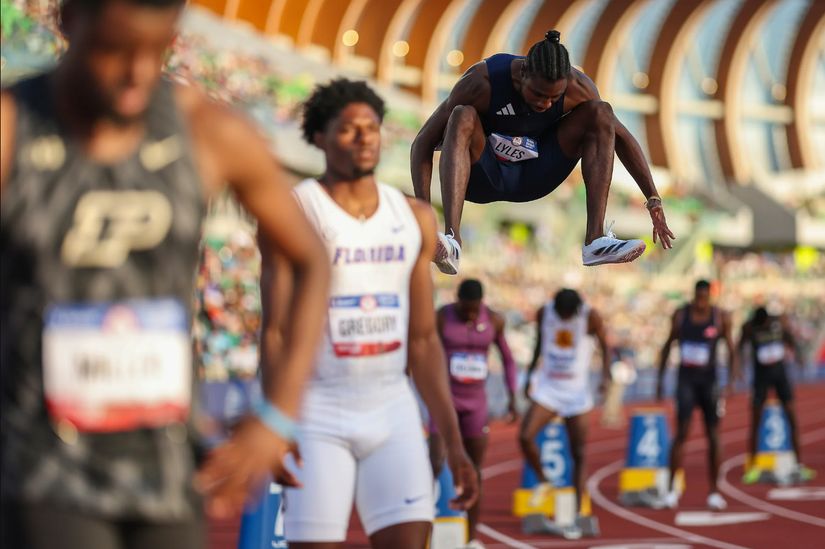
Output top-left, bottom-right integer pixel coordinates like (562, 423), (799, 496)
(301, 78), (386, 145)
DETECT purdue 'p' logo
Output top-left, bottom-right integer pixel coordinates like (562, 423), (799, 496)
(61, 191), (173, 268)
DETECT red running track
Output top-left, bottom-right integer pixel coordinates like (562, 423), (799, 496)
(210, 383), (825, 549)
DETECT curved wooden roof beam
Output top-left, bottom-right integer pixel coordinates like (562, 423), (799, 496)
(400, 0), (452, 95)
(646, 0), (713, 172)
(458, 0), (510, 72)
(786, 1), (825, 170)
(519, 0), (581, 60)
(714, 0), (777, 183)
(377, 0), (425, 84)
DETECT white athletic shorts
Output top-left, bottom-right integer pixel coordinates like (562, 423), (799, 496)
(529, 373), (593, 418)
(283, 380), (434, 542)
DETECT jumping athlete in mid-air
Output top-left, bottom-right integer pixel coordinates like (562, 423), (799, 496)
(411, 30), (675, 274)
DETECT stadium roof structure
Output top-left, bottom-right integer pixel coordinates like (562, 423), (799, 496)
(192, 0), (824, 248)
(194, 0), (823, 184)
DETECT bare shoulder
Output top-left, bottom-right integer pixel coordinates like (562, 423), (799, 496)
(564, 67), (601, 109)
(0, 89), (18, 192)
(449, 61), (491, 111)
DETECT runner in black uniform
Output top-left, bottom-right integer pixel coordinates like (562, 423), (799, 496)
(411, 30), (675, 274)
(656, 280), (736, 510)
(0, 1), (330, 547)
(738, 307), (815, 483)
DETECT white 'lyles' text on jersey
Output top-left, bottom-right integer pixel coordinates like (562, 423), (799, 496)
(293, 179), (421, 390)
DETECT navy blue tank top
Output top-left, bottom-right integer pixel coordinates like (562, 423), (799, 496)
(677, 306), (722, 373)
(480, 53), (566, 138)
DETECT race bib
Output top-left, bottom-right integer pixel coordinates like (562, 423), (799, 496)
(681, 341), (711, 367)
(488, 133), (539, 162)
(449, 353), (488, 382)
(757, 342), (785, 365)
(42, 299), (191, 433)
(544, 349), (576, 379)
(329, 294), (404, 357)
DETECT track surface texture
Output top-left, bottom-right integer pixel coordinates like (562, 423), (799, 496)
(210, 383), (825, 549)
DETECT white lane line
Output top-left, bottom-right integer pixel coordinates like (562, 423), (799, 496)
(717, 426), (825, 528)
(587, 460), (750, 549)
(476, 523), (540, 549)
(500, 537), (690, 548)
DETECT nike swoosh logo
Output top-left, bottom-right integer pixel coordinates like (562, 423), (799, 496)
(404, 494), (428, 504)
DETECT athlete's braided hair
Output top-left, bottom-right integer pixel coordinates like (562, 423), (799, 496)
(525, 30), (571, 81)
(301, 78), (386, 145)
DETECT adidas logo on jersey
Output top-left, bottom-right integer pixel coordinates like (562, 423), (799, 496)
(495, 103), (516, 116)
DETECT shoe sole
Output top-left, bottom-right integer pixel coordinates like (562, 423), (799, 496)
(434, 234), (459, 275)
(583, 243), (646, 266)
(435, 259), (458, 275)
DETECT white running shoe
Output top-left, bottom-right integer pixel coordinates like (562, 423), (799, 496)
(464, 540), (486, 549)
(435, 230), (461, 275)
(528, 481), (553, 508)
(663, 490), (680, 509)
(582, 225), (646, 266)
(707, 492), (727, 510)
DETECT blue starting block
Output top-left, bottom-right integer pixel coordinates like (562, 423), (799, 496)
(749, 400), (798, 483)
(512, 420), (576, 522)
(619, 409), (676, 505)
(431, 460), (468, 548)
(238, 481), (287, 549)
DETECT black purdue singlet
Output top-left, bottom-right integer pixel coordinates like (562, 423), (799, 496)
(1, 72), (206, 519)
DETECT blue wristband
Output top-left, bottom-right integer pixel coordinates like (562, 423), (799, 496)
(253, 400), (298, 441)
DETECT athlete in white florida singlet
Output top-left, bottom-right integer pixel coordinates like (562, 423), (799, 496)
(519, 289), (610, 527)
(259, 79), (477, 548)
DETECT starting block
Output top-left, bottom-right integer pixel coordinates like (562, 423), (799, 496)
(512, 419), (599, 537)
(619, 408), (682, 507)
(747, 401), (800, 484)
(238, 481), (287, 549)
(431, 461), (468, 549)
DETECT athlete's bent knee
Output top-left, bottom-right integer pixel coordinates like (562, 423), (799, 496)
(581, 100), (615, 131)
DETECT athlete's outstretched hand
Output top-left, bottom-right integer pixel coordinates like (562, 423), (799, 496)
(648, 204), (675, 249)
(447, 446), (479, 511)
(195, 416), (298, 518)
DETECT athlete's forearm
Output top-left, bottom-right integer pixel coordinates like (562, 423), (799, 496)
(496, 332), (518, 393)
(261, 257), (330, 419)
(615, 122), (658, 199)
(410, 333), (463, 448)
